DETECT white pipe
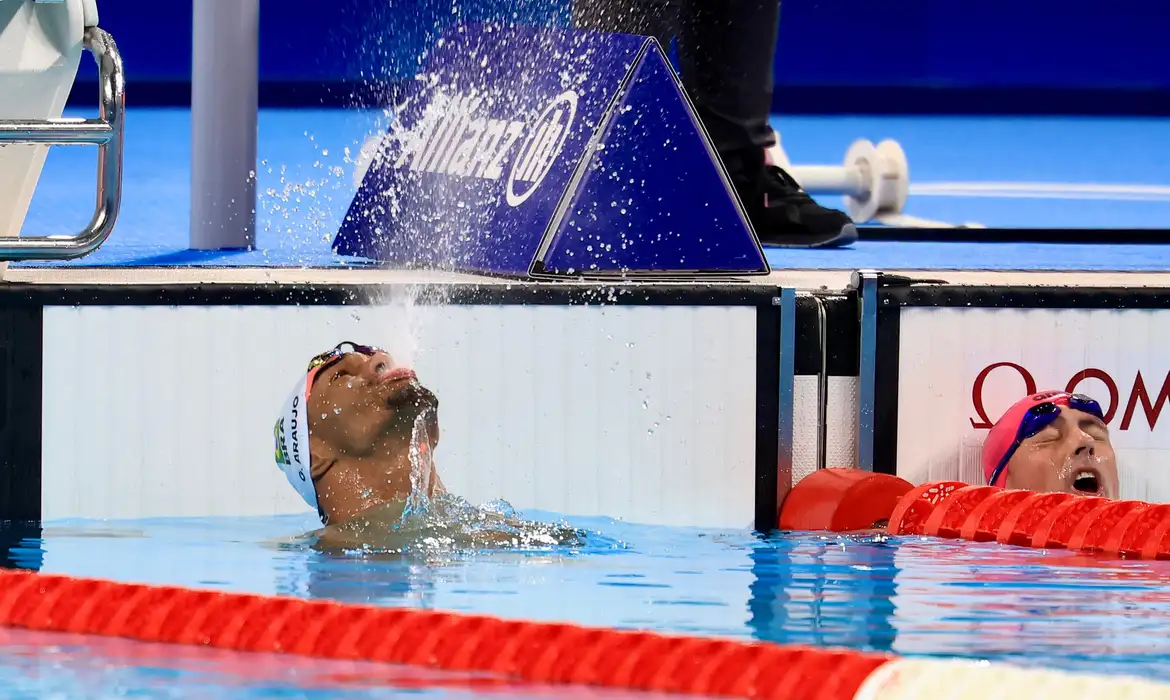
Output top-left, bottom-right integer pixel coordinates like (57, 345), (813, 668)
(190, 0), (259, 250)
(787, 165), (867, 197)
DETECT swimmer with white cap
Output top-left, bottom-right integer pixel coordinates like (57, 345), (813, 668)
(274, 341), (582, 549)
(274, 342), (443, 533)
(983, 390), (1119, 499)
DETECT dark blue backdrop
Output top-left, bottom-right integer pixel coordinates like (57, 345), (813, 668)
(74, 0), (1170, 114)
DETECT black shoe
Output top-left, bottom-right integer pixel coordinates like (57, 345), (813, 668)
(725, 148), (858, 249)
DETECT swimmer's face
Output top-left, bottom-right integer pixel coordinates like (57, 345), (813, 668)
(306, 348), (438, 459)
(1004, 406), (1118, 499)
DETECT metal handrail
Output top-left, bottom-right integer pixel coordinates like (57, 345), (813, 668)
(0, 26), (124, 261)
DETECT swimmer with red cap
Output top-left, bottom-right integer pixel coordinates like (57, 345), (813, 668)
(983, 391), (1119, 498)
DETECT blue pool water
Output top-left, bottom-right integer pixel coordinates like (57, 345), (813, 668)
(0, 627), (703, 699)
(5, 507), (1170, 695)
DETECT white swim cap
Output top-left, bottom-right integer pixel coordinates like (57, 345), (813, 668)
(274, 373), (318, 513)
(274, 342), (385, 520)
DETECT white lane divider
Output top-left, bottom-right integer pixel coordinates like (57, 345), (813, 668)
(855, 658), (1170, 700)
(911, 182), (1170, 202)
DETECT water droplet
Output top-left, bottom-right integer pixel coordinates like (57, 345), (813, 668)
(321, 413), (328, 420)
(641, 401), (648, 410)
(333, 407), (343, 414)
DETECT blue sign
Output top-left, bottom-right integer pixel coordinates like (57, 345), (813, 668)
(333, 23), (769, 279)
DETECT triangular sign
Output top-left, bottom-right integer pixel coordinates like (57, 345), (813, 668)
(333, 24), (769, 280)
(533, 44), (768, 278)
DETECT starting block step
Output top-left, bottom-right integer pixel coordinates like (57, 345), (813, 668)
(333, 23), (770, 279)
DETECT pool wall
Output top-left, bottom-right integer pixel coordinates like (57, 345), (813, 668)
(874, 280), (1170, 503)
(2, 270), (1169, 526)
(23, 279), (782, 528)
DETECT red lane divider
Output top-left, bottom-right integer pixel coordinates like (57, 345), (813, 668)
(886, 481), (966, 536)
(0, 567), (891, 700)
(958, 489), (1031, 542)
(778, 468), (913, 532)
(779, 468), (1170, 561)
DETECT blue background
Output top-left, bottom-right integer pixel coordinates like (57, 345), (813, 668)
(76, 0), (1170, 114)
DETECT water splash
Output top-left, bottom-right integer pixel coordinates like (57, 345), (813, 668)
(401, 409), (436, 520)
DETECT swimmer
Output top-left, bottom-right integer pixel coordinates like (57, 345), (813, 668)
(274, 341), (582, 551)
(983, 391), (1119, 499)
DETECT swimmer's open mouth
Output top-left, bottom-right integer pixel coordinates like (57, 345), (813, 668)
(378, 367), (417, 384)
(1071, 468), (1103, 495)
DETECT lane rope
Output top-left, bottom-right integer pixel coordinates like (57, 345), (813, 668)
(780, 469), (1170, 561)
(886, 481), (1170, 559)
(0, 567), (1165, 698)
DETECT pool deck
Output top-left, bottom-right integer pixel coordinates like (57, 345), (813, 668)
(11, 107), (1170, 290)
(8, 266), (1170, 294)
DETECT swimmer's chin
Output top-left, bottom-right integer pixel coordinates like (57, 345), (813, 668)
(382, 380), (437, 408)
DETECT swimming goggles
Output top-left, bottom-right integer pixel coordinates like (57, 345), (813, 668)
(307, 341), (383, 375)
(987, 393), (1104, 487)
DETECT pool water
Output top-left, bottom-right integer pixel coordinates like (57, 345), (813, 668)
(4, 502), (1170, 695)
(0, 627), (708, 699)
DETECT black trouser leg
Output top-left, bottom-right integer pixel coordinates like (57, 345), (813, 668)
(570, 0), (677, 50)
(676, 0), (780, 156)
(570, 0), (857, 245)
(571, 0), (778, 157)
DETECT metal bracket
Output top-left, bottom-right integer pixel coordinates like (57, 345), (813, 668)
(0, 26), (123, 261)
(852, 269), (880, 472)
(775, 287), (797, 521)
(810, 293), (829, 472)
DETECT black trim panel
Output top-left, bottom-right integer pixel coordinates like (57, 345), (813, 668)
(794, 294), (859, 377)
(754, 303), (782, 533)
(871, 298), (901, 476)
(886, 285), (1170, 309)
(0, 305), (42, 522)
(0, 282), (781, 308)
(858, 228), (1170, 245)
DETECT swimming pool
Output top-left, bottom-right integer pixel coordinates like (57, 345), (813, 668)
(5, 502), (1170, 696)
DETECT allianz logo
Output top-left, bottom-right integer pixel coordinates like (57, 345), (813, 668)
(392, 89), (579, 207)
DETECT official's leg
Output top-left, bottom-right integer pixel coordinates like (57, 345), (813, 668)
(676, 0), (777, 154)
(677, 0), (856, 247)
(571, 0), (677, 49)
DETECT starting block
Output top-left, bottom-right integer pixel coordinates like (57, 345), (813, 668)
(333, 23), (770, 279)
(0, 0), (125, 262)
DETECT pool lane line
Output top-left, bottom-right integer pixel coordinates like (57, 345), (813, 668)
(0, 567), (1166, 698)
(911, 182), (1170, 201)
